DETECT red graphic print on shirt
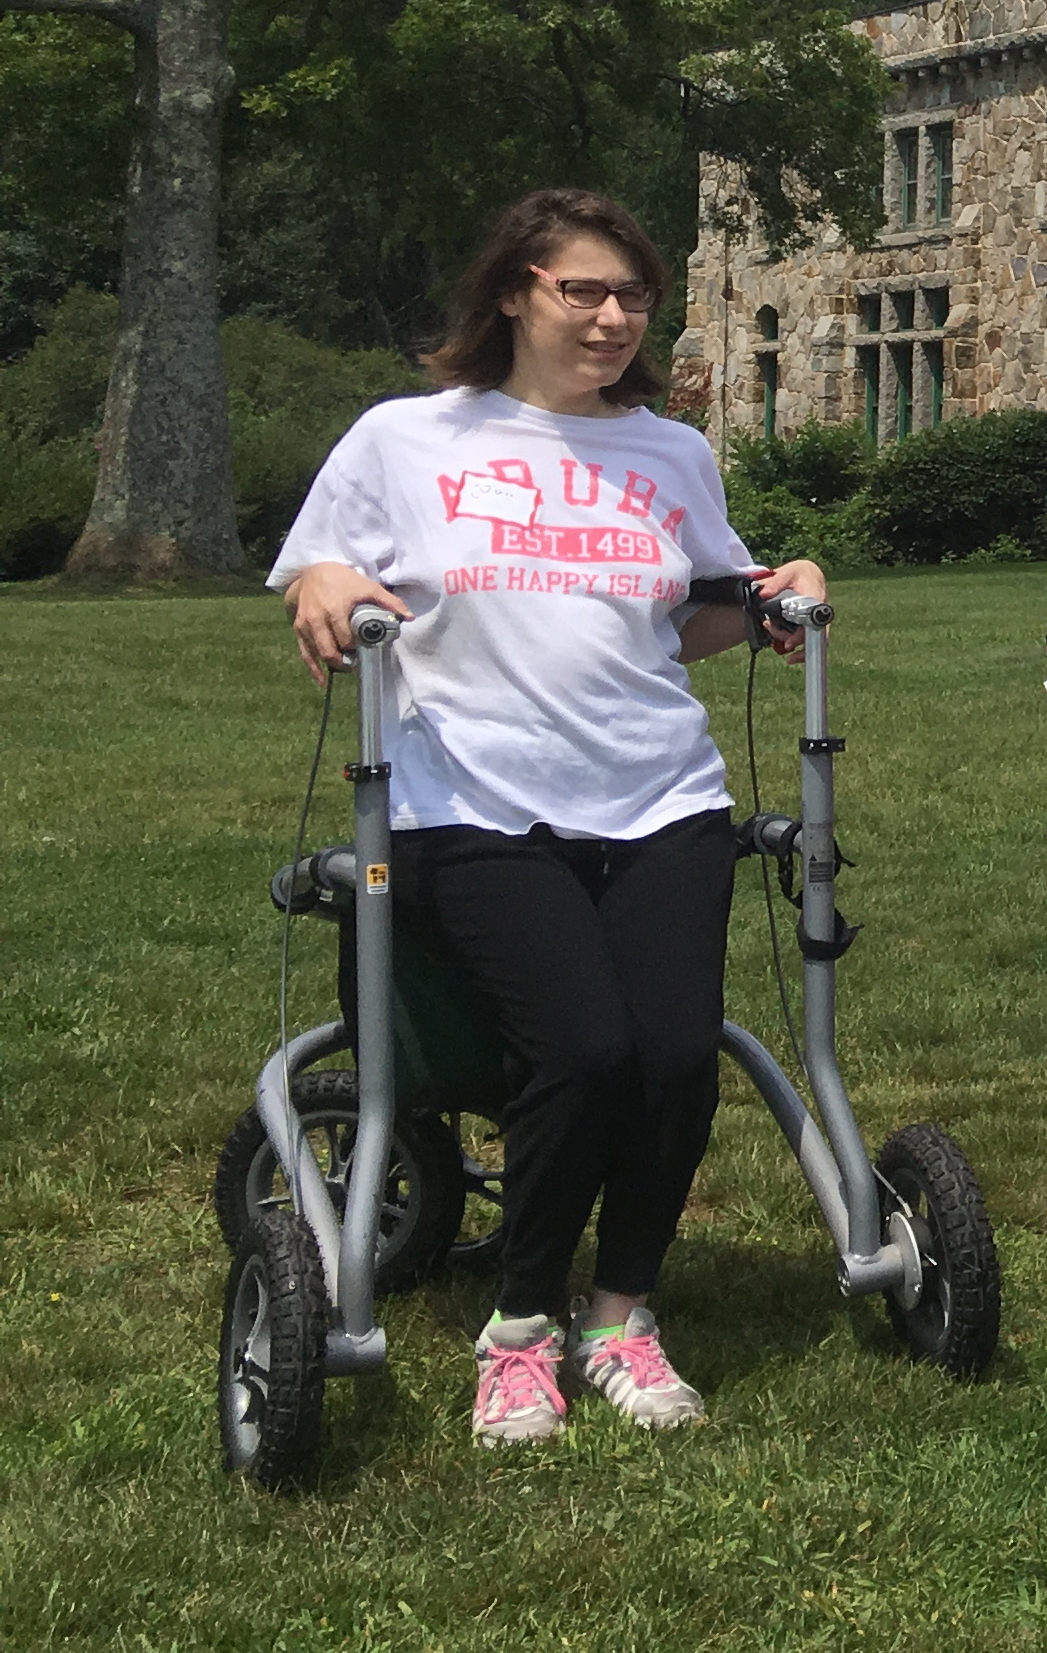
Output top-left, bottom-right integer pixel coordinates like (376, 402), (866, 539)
(560, 460), (602, 507)
(490, 523), (660, 564)
(438, 460), (691, 567)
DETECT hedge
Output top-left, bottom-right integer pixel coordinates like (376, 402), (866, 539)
(0, 289), (424, 580)
(725, 411), (1047, 569)
(863, 409), (1047, 563)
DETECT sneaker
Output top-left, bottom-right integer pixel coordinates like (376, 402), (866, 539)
(472, 1313), (567, 1448)
(565, 1300), (705, 1430)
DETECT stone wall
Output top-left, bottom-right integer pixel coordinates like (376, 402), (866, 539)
(673, 0), (1047, 453)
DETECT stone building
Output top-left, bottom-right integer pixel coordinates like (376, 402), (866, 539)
(673, 0), (1047, 454)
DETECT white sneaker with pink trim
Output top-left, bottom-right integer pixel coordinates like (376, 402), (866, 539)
(565, 1302), (705, 1430)
(472, 1313), (567, 1448)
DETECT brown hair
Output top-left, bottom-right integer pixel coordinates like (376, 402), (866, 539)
(421, 188), (669, 408)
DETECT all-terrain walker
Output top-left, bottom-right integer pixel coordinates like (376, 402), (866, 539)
(216, 586), (1001, 1489)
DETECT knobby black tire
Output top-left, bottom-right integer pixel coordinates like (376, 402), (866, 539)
(449, 1224), (505, 1272)
(213, 1071), (467, 1291)
(213, 1071), (361, 1251)
(449, 1129), (505, 1274)
(876, 1122), (1001, 1379)
(218, 1210), (328, 1491)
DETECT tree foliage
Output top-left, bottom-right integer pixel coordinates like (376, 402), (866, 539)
(219, 0), (887, 354)
(3, 3), (887, 360)
(0, 0), (887, 579)
(0, 17), (131, 355)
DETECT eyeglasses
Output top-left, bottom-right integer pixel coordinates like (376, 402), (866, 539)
(528, 265), (657, 313)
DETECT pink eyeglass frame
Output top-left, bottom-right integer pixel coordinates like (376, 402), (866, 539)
(527, 265), (657, 312)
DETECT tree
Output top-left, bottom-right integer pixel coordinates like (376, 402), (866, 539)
(0, 0), (886, 580)
(225, 0), (887, 358)
(1, 1), (242, 577)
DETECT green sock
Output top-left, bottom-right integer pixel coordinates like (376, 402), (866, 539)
(581, 1323), (626, 1342)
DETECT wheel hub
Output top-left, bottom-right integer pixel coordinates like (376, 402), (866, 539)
(888, 1207), (925, 1311)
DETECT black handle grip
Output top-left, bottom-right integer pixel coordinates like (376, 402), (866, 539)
(688, 576), (802, 649)
(687, 575), (751, 609)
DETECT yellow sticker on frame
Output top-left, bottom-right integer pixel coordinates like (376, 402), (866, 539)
(365, 863), (390, 894)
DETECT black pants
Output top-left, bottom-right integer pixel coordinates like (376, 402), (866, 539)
(392, 810), (736, 1318)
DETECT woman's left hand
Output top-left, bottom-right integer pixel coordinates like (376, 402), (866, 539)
(753, 560), (828, 664)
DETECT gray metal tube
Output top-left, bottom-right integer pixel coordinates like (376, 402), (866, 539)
(799, 631), (836, 951)
(803, 966), (882, 1258)
(720, 1023), (903, 1295)
(798, 625), (881, 1259)
(804, 624), (829, 745)
(720, 1021), (848, 1253)
(337, 622), (398, 1338)
(255, 1021), (354, 1302)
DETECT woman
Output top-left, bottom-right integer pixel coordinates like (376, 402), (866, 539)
(267, 188), (825, 1447)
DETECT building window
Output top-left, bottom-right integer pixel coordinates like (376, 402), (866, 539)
(926, 342), (944, 427)
(893, 343), (914, 438)
(858, 293), (882, 333)
(898, 130), (919, 228)
(883, 118), (958, 233)
(926, 285), (949, 329)
(756, 305), (779, 342)
(854, 283), (947, 442)
(858, 346), (880, 440)
(760, 353), (778, 439)
(754, 307), (780, 438)
(932, 124), (953, 223)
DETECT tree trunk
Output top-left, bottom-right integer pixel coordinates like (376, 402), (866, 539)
(64, 0), (243, 578)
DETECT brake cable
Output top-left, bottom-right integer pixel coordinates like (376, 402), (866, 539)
(278, 669), (337, 1210)
(744, 644), (808, 1079)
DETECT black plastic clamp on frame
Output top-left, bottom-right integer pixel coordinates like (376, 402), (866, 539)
(797, 911), (862, 962)
(344, 762), (392, 782)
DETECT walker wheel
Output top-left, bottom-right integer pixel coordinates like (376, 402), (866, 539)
(213, 1071), (466, 1291)
(218, 1210), (327, 1490)
(876, 1123), (1000, 1378)
(448, 1111), (505, 1272)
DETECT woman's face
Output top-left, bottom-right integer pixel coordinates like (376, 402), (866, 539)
(499, 232), (649, 411)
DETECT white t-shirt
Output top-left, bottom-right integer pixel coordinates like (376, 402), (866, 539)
(267, 388), (760, 838)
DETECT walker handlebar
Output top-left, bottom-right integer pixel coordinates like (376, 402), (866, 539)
(270, 845), (357, 917)
(689, 576), (833, 644)
(350, 604), (401, 648)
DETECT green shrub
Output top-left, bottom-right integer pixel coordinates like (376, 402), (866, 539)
(0, 285), (116, 442)
(725, 478), (824, 565)
(865, 410), (1047, 563)
(221, 316), (423, 423)
(730, 417), (871, 507)
(818, 490), (893, 569)
(726, 409), (1047, 566)
(0, 294), (426, 579)
(222, 318), (425, 562)
(953, 534), (1033, 566)
(0, 287), (114, 577)
(724, 476), (890, 570)
(0, 429), (96, 579)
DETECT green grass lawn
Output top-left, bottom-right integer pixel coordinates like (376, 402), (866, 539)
(2, 567), (1046, 1652)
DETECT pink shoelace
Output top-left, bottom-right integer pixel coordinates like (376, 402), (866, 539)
(476, 1337), (567, 1424)
(588, 1331), (674, 1390)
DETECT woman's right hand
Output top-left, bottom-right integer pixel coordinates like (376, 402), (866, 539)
(284, 561), (413, 685)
